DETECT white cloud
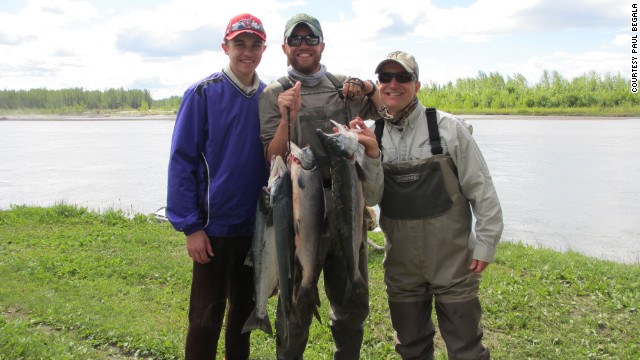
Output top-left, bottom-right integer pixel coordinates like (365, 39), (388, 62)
(0, 0), (631, 98)
(613, 34), (631, 47)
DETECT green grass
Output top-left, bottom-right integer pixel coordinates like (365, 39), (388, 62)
(1, 205), (638, 359)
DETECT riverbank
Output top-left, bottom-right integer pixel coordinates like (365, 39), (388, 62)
(1, 205), (639, 359)
(0, 113), (176, 121)
(2, 113), (639, 122)
(462, 114), (640, 121)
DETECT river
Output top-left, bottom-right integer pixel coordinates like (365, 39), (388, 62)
(1, 114), (639, 263)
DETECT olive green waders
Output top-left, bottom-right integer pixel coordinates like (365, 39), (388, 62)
(380, 154), (489, 360)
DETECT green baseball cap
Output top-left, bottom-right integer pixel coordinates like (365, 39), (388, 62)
(284, 13), (323, 39)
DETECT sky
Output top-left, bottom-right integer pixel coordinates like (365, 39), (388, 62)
(0, 0), (634, 100)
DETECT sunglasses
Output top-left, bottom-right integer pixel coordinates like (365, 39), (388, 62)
(378, 72), (416, 84)
(286, 35), (321, 47)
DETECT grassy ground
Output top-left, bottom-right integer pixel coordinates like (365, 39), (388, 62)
(1, 205), (638, 359)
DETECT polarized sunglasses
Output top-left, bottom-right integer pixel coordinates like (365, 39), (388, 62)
(378, 72), (416, 84)
(286, 35), (321, 47)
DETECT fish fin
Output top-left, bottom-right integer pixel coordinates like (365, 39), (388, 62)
(270, 285), (279, 298)
(312, 305), (322, 324)
(295, 284), (322, 323)
(294, 283), (310, 306)
(312, 285), (321, 323)
(241, 307), (273, 336)
(297, 175), (305, 189)
(266, 208), (274, 227)
(342, 279), (353, 306)
(355, 161), (365, 181)
(244, 249), (254, 267)
(343, 269), (365, 306)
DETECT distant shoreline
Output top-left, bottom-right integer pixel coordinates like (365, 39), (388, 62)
(461, 114), (640, 121)
(0, 114), (176, 121)
(2, 114), (638, 122)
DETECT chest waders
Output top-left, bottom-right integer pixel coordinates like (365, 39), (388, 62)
(375, 109), (489, 360)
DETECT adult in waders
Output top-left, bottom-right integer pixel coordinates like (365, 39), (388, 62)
(370, 51), (504, 360)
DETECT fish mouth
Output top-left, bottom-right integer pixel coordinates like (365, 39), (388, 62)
(288, 142), (317, 170)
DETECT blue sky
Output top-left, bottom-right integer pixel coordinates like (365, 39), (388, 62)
(0, 0), (632, 99)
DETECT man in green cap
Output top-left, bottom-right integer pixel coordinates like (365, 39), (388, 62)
(259, 13), (383, 360)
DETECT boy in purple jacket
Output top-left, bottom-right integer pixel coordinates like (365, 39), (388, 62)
(166, 13), (268, 360)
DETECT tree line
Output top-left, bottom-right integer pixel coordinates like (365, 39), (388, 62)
(420, 70), (638, 115)
(0, 70), (637, 115)
(0, 87), (181, 114)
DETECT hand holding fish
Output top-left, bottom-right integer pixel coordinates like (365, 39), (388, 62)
(349, 117), (381, 158)
(186, 229), (214, 264)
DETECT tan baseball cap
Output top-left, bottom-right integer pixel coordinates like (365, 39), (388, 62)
(375, 51), (419, 78)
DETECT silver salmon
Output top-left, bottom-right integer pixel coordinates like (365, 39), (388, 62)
(316, 121), (365, 301)
(271, 155), (295, 337)
(242, 156), (285, 335)
(288, 142), (325, 321)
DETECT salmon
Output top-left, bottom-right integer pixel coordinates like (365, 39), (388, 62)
(271, 155), (295, 337)
(316, 121), (365, 302)
(241, 156), (285, 335)
(288, 142), (325, 321)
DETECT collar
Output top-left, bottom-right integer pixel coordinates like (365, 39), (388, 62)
(223, 66), (260, 95)
(379, 97), (419, 129)
(287, 64), (327, 87)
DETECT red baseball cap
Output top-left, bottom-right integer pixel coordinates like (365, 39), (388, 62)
(225, 13), (266, 41)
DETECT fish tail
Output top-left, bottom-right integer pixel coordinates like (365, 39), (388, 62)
(244, 251), (254, 267)
(295, 284), (321, 323)
(343, 268), (364, 306)
(241, 307), (273, 336)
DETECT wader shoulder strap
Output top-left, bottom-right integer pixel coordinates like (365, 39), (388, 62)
(425, 108), (443, 155)
(277, 76), (293, 91)
(324, 72), (349, 124)
(325, 72), (343, 91)
(374, 119), (385, 151)
(276, 72), (343, 92)
(374, 108), (442, 155)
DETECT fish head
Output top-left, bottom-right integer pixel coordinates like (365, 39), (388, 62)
(288, 142), (317, 170)
(315, 122), (359, 158)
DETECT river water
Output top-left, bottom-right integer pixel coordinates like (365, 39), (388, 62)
(1, 115), (639, 263)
